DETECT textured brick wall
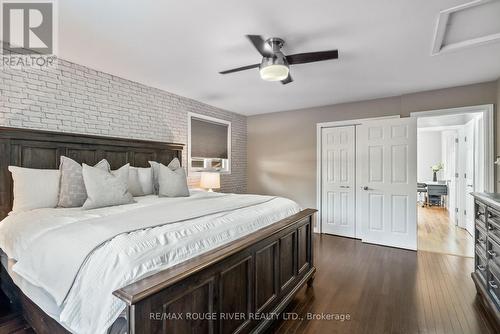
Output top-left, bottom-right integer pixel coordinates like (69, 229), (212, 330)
(0, 59), (247, 193)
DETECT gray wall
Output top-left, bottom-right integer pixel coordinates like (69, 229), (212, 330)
(247, 81), (498, 208)
(0, 58), (247, 193)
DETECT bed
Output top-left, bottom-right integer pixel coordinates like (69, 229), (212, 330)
(0, 127), (316, 334)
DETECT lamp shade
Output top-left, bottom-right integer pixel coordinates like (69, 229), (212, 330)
(200, 172), (220, 190)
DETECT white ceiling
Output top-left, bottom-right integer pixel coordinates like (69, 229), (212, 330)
(59, 0), (500, 116)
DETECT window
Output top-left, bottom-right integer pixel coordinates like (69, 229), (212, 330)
(188, 113), (231, 173)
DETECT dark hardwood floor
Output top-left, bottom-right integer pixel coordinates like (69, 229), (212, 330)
(0, 235), (495, 334)
(0, 290), (33, 334)
(271, 234), (496, 334)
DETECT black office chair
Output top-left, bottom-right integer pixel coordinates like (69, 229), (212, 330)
(417, 183), (427, 207)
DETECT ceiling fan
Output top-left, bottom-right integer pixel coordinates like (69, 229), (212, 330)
(219, 35), (339, 84)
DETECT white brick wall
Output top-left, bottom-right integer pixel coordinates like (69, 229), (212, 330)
(0, 59), (247, 193)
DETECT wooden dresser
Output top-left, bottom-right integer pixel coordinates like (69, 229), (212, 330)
(471, 193), (500, 328)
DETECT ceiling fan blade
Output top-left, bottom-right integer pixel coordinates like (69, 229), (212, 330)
(246, 35), (273, 57)
(286, 50), (339, 65)
(281, 74), (293, 85)
(219, 63), (260, 75)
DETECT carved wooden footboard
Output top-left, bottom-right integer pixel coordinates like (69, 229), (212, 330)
(113, 209), (316, 334)
(2, 209), (315, 334)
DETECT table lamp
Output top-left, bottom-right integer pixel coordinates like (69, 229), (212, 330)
(200, 172), (220, 192)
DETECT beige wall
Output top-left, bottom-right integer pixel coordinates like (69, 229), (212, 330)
(247, 81), (498, 208)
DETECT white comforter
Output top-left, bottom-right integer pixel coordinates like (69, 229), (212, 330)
(0, 191), (300, 334)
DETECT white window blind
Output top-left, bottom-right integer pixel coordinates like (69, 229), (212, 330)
(191, 118), (228, 159)
(188, 114), (231, 173)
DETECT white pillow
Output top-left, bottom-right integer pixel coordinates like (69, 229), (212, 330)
(82, 163), (135, 210)
(157, 162), (190, 198)
(128, 167), (153, 196)
(58, 157), (110, 208)
(149, 158), (181, 194)
(127, 168), (143, 197)
(8, 166), (61, 213)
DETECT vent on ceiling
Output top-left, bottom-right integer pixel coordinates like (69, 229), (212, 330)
(431, 0), (500, 55)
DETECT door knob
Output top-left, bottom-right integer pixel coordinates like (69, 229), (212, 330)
(361, 186), (369, 191)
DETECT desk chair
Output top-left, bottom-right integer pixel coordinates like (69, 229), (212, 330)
(417, 183), (427, 207)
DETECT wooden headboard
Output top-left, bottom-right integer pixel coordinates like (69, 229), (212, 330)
(0, 127), (184, 220)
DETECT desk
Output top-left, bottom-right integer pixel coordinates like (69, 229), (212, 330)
(418, 182), (448, 206)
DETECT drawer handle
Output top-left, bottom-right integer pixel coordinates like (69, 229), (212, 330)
(478, 238), (486, 244)
(477, 265), (486, 271)
(489, 281), (499, 289)
(488, 250), (497, 257)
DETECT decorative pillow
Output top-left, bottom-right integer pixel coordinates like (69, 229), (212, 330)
(128, 167), (154, 196)
(127, 168), (143, 197)
(149, 158), (181, 194)
(8, 166), (61, 213)
(58, 157), (110, 208)
(157, 162), (189, 198)
(82, 163), (135, 210)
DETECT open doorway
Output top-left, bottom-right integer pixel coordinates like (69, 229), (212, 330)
(412, 105), (494, 257)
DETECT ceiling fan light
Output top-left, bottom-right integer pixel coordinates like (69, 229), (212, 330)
(259, 64), (289, 81)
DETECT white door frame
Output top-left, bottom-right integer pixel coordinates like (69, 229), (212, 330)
(409, 104), (495, 193)
(316, 116), (400, 235)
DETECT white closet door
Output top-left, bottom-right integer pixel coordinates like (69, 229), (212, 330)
(321, 126), (356, 237)
(356, 118), (417, 250)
